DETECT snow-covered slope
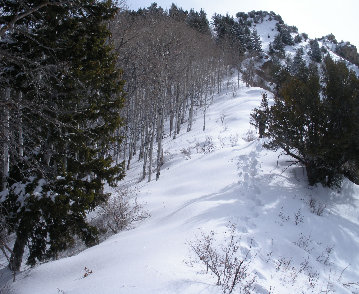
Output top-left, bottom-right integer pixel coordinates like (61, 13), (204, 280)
(247, 12), (359, 76)
(252, 15), (278, 52)
(7, 79), (359, 294)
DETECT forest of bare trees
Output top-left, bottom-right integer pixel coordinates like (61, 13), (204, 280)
(111, 4), (234, 182)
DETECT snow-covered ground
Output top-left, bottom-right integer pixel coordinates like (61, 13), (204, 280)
(253, 15), (277, 51)
(4, 79), (359, 294)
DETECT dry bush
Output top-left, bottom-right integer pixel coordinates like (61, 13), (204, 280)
(242, 130), (257, 142)
(308, 198), (326, 216)
(195, 136), (215, 154)
(180, 147), (192, 159)
(229, 134), (239, 147)
(188, 224), (256, 294)
(96, 188), (149, 235)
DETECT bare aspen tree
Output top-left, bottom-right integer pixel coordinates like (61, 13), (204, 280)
(1, 88), (10, 190)
(111, 7), (229, 181)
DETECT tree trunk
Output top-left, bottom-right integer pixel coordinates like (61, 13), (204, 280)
(148, 121), (155, 182)
(187, 91), (194, 132)
(9, 227), (28, 272)
(173, 84), (181, 139)
(139, 123), (145, 161)
(18, 91), (24, 158)
(156, 107), (164, 181)
(2, 88), (10, 191)
(203, 92), (207, 131)
(306, 162), (326, 186)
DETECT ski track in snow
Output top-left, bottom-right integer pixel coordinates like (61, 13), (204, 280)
(4, 79), (359, 294)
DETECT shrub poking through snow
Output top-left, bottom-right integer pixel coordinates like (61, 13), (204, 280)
(316, 246), (334, 266)
(188, 224), (256, 294)
(294, 233), (314, 254)
(242, 130), (256, 142)
(180, 147), (192, 159)
(96, 188), (149, 234)
(294, 208), (304, 225)
(195, 136), (215, 154)
(83, 267), (93, 278)
(308, 198), (326, 216)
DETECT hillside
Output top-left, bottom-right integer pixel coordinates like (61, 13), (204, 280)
(1, 5), (359, 294)
(5, 77), (359, 294)
(218, 11), (359, 89)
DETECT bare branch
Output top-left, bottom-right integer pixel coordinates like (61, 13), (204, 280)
(0, 1), (63, 38)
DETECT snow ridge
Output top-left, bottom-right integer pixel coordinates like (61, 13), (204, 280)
(9, 78), (359, 294)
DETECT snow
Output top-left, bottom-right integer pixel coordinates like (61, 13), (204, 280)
(5, 78), (359, 294)
(252, 15), (359, 77)
(253, 16), (278, 52)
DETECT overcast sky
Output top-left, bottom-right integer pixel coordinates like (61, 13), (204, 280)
(126, 0), (359, 49)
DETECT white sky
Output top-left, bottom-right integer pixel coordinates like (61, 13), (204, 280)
(126, 0), (359, 49)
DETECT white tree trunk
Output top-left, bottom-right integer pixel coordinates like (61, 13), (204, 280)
(2, 88), (10, 190)
(18, 91), (24, 158)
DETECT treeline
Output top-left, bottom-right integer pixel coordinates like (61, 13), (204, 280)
(111, 4), (237, 182)
(111, 6), (281, 183)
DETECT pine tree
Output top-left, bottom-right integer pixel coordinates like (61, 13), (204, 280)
(1, 0), (125, 271)
(186, 9), (210, 35)
(277, 25), (294, 46)
(169, 4), (187, 21)
(294, 34), (302, 43)
(270, 34), (285, 56)
(250, 29), (262, 53)
(291, 48), (308, 80)
(309, 39), (322, 62)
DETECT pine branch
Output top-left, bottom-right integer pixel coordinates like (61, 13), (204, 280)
(0, 1), (63, 38)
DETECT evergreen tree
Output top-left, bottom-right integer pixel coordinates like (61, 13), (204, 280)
(270, 34), (285, 56)
(168, 4), (187, 21)
(309, 39), (322, 62)
(252, 57), (359, 187)
(276, 24), (294, 46)
(212, 13), (251, 57)
(320, 56), (359, 184)
(186, 9), (210, 35)
(212, 14), (236, 41)
(0, 0), (125, 271)
(291, 48), (308, 80)
(242, 25), (252, 50)
(250, 29), (262, 53)
(294, 34), (302, 44)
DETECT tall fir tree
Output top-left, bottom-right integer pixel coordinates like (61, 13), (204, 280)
(309, 39), (322, 62)
(168, 3), (187, 21)
(270, 34), (285, 56)
(186, 9), (210, 35)
(250, 29), (262, 53)
(291, 47), (308, 80)
(0, 0), (125, 271)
